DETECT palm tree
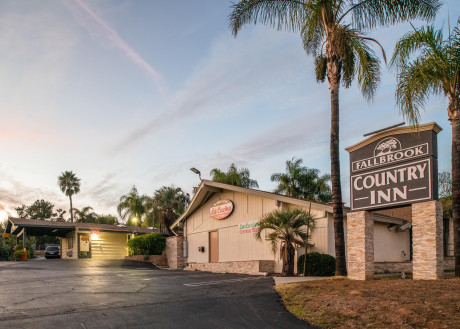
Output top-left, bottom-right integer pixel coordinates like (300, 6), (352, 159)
(210, 163), (259, 188)
(74, 206), (98, 223)
(229, 0), (440, 276)
(117, 186), (148, 226)
(271, 157), (332, 202)
(58, 171), (81, 223)
(256, 208), (314, 276)
(390, 21), (460, 276)
(148, 186), (190, 235)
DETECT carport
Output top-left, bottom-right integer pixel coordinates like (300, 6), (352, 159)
(6, 218), (154, 259)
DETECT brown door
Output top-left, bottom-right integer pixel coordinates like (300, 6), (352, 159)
(209, 231), (218, 263)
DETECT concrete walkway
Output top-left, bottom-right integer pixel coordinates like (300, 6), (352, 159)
(273, 276), (325, 285)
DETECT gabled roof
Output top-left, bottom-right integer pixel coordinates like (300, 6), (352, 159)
(7, 217), (154, 236)
(171, 180), (337, 229)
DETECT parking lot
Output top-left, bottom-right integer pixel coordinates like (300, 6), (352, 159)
(0, 258), (312, 329)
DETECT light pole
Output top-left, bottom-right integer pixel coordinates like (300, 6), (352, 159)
(190, 167), (202, 181)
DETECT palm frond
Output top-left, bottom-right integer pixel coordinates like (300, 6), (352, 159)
(348, 0), (440, 30)
(229, 0), (307, 36)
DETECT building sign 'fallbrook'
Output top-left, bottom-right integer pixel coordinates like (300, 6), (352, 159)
(210, 200), (234, 220)
(346, 123), (441, 211)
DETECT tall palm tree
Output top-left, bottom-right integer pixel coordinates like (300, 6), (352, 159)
(58, 171), (81, 223)
(271, 157), (332, 202)
(210, 163), (259, 188)
(390, 21), (460, 277)
(117, 186), (148, 226)
(256, 208), (314, 276)
(148, 186), (190, 235)
(229, 0), (440, 276)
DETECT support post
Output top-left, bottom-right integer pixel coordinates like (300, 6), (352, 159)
(347, 211), (374, 280)
(412, 201), (444, 280)
(22, 227), (26, 249)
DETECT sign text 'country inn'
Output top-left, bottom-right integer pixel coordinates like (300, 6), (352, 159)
(345, 122), (442, 211)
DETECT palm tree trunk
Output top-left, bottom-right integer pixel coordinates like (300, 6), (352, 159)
(452, 115), (460, 277)
(69, 195), (73, 223)
(327, 49), (347, 276)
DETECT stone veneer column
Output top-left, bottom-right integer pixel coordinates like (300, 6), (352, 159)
(347, 211), (374, 280)
(412, 201), (443, 280)
(166, 236), (185, 269)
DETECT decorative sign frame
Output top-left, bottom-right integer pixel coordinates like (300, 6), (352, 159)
(345, 122), (441, 211)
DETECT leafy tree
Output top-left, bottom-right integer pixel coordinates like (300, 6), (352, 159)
(391, 21), (459, 276)
(117, 186), (148, 226)
(58, 171), (81, 223)
(97, 214), (119, 225)
(210, 163), (259, 188)
(256, 208), (314, 276)
(229, 0), (439, 276)
(55, 208), (67, 221)
(147, 186), (190, 235)
(271, 157), (332, 202)
(19, 199), (56, 220)
(439, 171), (453, 199)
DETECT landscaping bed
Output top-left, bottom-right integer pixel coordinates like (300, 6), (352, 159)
(275, 277), (460, 329)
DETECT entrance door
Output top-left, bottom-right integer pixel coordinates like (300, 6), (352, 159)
(209, 231), (218, 263)
(78, 233), (91, 258)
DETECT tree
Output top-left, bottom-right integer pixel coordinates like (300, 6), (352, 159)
(271, 157), (332, 202)
(74, 206), (98, 223)
(20, 199), (56, 220)
(58, 171), (81, 223)
(117, 186), (148, 226)
(148, 186), (190, 235)
(229, 0), (439, 276)
(439, 171), (453, 199)
(256, 208), (314, 276)
(97, 214), (119, 225)
(391, 22), (460, 276)
(210, 163), (259, 188)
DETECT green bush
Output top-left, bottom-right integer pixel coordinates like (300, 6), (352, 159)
(12, 248), (26, 261)
(128, 233), (166, 256)
(12, 245), (34, 260)
(297, 252), (336, 276)
(0, 244), (9, 261)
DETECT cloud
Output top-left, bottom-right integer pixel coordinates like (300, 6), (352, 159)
(67, 0), (165, 93)
(111, 28), (311, 154)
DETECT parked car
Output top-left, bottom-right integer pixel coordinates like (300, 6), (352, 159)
(45, 245), (61, 259)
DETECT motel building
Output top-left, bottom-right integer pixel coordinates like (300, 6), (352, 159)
(170, 179), (452, 276)
(6, 218), (153, 259)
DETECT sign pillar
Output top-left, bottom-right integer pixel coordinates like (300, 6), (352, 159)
(346, 211), (374, 280)
(412, 201), (444, 280)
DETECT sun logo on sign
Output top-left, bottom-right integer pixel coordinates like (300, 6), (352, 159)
(374, 137), (402, 156)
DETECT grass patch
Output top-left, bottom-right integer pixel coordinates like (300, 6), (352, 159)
(275, 278), (460, 329)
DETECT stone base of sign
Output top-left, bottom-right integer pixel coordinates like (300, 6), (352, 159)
(412, 201), (444, 280)
(184, 260), (274, 275)
(165, 236), (186, 269)
(347, 211), (374, 280)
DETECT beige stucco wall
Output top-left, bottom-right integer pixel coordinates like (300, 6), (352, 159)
(374, 222), (410, 262)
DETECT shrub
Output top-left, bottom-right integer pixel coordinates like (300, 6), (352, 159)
(13, 248), (26, 261)
(297, 252), (336, 276)
(0, 244), (9, 261)
(128, 233), (166, 256)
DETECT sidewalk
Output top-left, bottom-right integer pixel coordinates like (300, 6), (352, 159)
(273, 276), (324, 285)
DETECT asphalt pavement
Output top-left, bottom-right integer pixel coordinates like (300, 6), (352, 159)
(0, 258), (317, 329)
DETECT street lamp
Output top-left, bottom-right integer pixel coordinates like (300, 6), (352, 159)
(190, 167), (202, 181)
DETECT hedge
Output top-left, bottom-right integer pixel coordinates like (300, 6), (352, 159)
(0, 244), (9, 261)
(128, 233), (166, 256)
(297, 252), (336, 276)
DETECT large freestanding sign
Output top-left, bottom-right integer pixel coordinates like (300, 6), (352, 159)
(345, 122), (442, 211)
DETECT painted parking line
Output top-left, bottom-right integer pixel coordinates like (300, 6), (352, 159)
(183, 276), (267, 287)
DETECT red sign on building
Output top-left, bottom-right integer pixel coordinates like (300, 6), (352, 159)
(210, 200), (234, 220)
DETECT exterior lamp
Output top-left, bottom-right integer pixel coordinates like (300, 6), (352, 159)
(132, 217), (137, 227)
(190, 167), (202, 181)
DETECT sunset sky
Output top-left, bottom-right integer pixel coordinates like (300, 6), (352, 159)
(0, 0), (458, 221)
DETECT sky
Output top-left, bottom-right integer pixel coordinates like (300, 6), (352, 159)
(0, 0), (458, 222)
